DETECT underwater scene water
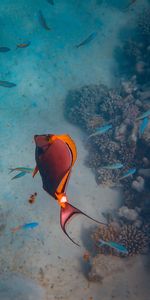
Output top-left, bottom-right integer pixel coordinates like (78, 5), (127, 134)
(0, 0), (150, 299)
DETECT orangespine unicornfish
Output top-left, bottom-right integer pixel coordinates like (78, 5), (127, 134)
(33, 134), (105, 246)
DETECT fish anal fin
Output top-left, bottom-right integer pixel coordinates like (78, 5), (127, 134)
(56, 170), (70, 194)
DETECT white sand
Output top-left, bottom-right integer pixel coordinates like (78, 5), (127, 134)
(0, 0), (149, 299)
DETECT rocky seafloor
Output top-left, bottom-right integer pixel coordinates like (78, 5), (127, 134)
(64, 5), (150, 281)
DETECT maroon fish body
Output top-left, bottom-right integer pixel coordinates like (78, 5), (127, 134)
(35, 135), (72, 198)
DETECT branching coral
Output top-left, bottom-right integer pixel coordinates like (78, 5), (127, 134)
(96, 168), (120, 186)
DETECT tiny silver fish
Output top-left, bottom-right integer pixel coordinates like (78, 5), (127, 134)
(0, 81), (16, 88)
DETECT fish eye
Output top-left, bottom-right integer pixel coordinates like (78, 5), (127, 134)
(44, 134), (50, 140)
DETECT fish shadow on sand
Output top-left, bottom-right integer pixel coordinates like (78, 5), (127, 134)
(79, 225), (98, 278)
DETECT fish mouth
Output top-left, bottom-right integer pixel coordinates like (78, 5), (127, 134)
(34, 134), (50, 147)
(34, 134), (50, 140)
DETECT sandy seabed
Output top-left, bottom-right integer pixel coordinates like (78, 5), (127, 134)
(0, 0), (149, 299)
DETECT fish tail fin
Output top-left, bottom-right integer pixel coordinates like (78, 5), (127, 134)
(60, 202), (106, 246)
(11, 226), (21, 233)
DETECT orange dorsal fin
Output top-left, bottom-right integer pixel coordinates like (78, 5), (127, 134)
(57, 134), (77, 167)
(32, 165), (39, 178)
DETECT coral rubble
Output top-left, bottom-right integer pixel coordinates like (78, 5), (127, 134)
(88, 254), (124, 282)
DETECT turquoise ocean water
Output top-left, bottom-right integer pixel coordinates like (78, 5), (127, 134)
(0, 0), (150, 299)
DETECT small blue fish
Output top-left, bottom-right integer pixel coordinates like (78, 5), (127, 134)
(76, 32), (97, 48)
(139, 117), (149, 137)
(11, 222), (39, 232)
(88, 124), (112, 139)
(101, 163), (123, 170)
(0, 81), (16, 88)
(0, 47), (10, 52)
(99, 239), (128, 254)
(11, 171), (27, 180)
(119, 168), (136, 180)
(136, 109), (150, 121)
(9, 167), (34, 173)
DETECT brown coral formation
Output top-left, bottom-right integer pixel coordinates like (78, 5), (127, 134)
(92, 223), (149, 257)
(65, 6), (150, 275)
(92, 224), (121, 256)
(118, 225), (148, 256)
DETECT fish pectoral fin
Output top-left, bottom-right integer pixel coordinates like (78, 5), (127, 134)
(60, 202), (106, 246)
(32, 165), (39, 178)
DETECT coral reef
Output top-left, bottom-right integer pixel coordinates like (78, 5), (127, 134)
(64, 5), (150, 277)
(115, 7), (150, 85)
(118, 225), (148, 256)
(117, 206), (139, 222)
(64, 84), (107, 131)
(137, 8), (150, 37)
(88, 254), (147, 283)
(65, 77), (149, 185)
(132, 176), (145, 192)
(92, 223), (149, 257)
